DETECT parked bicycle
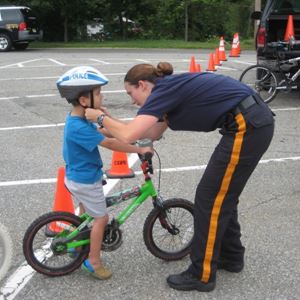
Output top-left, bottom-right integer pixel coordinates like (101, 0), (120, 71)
(23, 141), (194, 277)
(0, 223), (13, 281)
(239, 41), (300, 103)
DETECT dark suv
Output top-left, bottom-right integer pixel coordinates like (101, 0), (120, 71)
(0, 6), (42, 52)
(252, 0), (300, 69)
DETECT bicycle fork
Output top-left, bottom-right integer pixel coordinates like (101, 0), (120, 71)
(153, 196), (180, 235)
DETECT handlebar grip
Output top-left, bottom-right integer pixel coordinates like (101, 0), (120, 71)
(136, 138), (153, 148)
(138, 152), (153, 162)
(136, 139), (153, 162)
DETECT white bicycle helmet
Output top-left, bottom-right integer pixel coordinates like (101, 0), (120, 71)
(56, 66), (108, 103)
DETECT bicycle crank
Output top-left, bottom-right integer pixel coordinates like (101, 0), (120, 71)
(277, 79), (293, 93)
(102, 223), (122, 251)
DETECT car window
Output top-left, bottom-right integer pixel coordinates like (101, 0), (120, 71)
(20, 8), (37, 21)
(272, 0), (300, 13)
(1, 9), (22, 22)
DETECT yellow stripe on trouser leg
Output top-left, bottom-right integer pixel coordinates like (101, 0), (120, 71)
(201, 113), (246, 283)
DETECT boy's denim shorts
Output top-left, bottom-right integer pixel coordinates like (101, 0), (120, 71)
(64, 178), (107, 218)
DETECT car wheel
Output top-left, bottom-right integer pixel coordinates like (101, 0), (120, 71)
(0, 33), (12, 52)
(14, 42), (29, 50)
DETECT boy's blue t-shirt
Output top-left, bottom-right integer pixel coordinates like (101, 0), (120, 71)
(137, 72), (255, 132)
(63, 114), (105, 184)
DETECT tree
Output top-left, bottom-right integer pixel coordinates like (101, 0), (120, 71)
(6, 0), (255, 41)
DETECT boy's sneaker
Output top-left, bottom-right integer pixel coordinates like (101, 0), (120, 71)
(167, 270), (215, 292)
(81, 259), (112, 280)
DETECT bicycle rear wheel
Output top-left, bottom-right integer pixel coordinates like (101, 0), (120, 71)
(143, 198), (194, 261)
(0, 223), (13, 281)
(239, 65), (278, 103)
(23, 212), (89, 277)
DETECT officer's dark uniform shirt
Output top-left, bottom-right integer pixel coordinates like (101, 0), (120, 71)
(137, 72), (254, 132)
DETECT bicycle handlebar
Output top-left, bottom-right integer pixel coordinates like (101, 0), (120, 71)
(136, 139), (153, 162)
(267, 40), (300, 48)
(136, 139), (154, 174)
(138, 152), (153, 162)
(136, 139), (153, 148)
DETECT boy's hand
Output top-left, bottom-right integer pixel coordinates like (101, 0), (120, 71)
(85, 108), (104, 122)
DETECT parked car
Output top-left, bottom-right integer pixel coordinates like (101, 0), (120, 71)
(0, 6), (43, 52)
(252, 0), (300, 70)
(112, 16), (143, 37)
(86, 19), (111, 42)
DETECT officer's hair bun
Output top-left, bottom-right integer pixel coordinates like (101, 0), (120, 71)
(156, 62), (174, 77)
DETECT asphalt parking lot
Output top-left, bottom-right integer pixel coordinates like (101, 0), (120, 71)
(0, 48), (299, 300)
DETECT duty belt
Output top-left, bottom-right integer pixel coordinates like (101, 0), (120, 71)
(233, 95), (258, 115)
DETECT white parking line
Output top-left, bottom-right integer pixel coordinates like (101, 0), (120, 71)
(0, 156), (299, 188)
(0, 107), (299, 132)
(0, 73), (127, 81)
(89, 59), (110, 64)
(0, 58), (45, 69)
(0, 58), (192, 70)
(0, 76), (59, 81)
(0, 96), (19, 101)
(0, 123), (65, 131)
(103, 89), (126, 94)
(136, 59), (151, 63)
(0, 118), (133, 132)
(47, 58), (66, 66)
(0, 90), (126, 101)
(26, 94), (57, 98)
(216, 66), (238, 71)
(233, 60), (256, 65)
(0, 70), (186, 82)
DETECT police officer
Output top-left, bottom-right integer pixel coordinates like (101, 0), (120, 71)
(85, 62), (275, 292)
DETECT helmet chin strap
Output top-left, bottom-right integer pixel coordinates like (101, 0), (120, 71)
(81, 91), (94, 109)
(90, 91), (94, 109)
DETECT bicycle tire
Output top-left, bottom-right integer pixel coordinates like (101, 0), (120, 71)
(23, 212), (88, 277)
(0, 223), (13, 281)
(143, 198), (194, 261)
(239, 64), (278, 103)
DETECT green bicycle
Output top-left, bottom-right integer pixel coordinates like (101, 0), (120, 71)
(23, 145), (194, 277)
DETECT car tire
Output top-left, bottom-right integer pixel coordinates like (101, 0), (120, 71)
(0, 33), (12, 52)
(14, 42), (29, 50)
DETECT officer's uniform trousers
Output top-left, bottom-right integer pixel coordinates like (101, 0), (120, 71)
(188, 94), (275, 283)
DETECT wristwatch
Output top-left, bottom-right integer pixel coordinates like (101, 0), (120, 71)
(97, 114), (106, 128)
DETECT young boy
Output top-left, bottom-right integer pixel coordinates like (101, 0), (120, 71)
(56, 66), (152, 280)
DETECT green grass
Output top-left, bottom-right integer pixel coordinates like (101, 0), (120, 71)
(30, 38), (255, 50)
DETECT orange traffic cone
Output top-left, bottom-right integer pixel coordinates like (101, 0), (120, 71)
(284, 15), (295, 41)
(189, 55), (197, 72)
(215, 48), (222, 66)
(196, 63), (201, 72)
(45, 167), (75, 236)
(206, 53), (216, 72)
(229, 33), (240, 57)
(236, 32), (241, 54)
(106, 151), (135, 178)
(219, 36), (227, 61)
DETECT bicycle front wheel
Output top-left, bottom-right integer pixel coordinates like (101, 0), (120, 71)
(23, 212), (89, 277)
(0, 223), (13, 281)
(239, 65), (278, 103)
(143, 198), (194, 261)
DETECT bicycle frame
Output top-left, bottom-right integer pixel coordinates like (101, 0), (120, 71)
(285, 57), (300, 83)
(276, 57), (300, 91)
(23, 150), (195, 274)
(114, 179), (157, 224)
(59, 160), (158, 251)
